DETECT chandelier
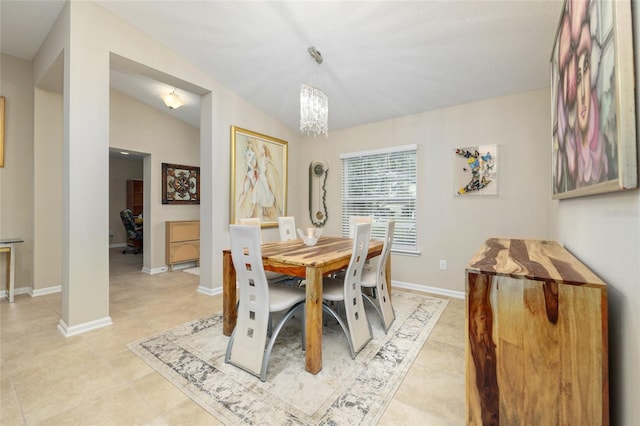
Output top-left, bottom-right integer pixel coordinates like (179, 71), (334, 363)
(300, 47), (328, 137)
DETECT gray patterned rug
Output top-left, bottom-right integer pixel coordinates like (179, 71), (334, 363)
(128, 291), (448, 425)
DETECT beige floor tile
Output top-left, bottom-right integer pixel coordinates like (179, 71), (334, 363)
(16, 359), (128, 424)
(393, 362), (465, 424)
(378, 399), (453, 426)
(131, 372), (189, 413)
(415, 339), (465, 379)
(161, 398), (225, 426)
(428, 318), (465, 349)
(1, 247), (466, 425)
(33, 385), (159, 426)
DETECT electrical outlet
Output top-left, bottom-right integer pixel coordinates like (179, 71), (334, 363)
(439, 259), (447, 270)
(109, 230), (114, 237)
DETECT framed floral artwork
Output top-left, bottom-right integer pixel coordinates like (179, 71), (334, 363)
(230, 126), (287, 227)
(550, 0), (637, 199)
(162, 162), (200, 204)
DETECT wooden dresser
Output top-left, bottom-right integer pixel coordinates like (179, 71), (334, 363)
(165, 220), (200, 271)
(465, 238), (608, 425)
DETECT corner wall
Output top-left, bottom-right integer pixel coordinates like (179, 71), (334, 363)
(550, 4), (640, 422)
(109, 88), (199, 270)
(0, 53), (34, 292)
(299, 89), (553, 294)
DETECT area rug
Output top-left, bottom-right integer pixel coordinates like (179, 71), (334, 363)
(127, 291), (448, 425)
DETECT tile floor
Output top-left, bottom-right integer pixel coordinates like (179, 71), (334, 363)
(1, 248), (465, 425)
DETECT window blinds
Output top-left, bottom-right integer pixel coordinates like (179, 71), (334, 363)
(341, 145), (417, 251)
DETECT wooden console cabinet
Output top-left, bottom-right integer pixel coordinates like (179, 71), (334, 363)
(165, 220), (200, 271)
(465, 238), (608, 425)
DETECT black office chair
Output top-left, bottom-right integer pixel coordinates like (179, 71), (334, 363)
(120, 209), (143, 254)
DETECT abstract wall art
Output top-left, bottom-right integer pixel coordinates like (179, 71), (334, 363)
(455, 145), (498, 196)
(550, 0), (637, 199)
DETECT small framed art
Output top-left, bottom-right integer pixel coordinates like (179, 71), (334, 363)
(162, 162), (200, 204)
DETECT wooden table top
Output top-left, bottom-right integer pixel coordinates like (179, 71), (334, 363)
(223, 236), (383, 269)
(466, 238), (605, 287)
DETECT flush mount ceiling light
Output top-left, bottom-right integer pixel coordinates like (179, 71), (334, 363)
(300, 46), (328, 137)
(162, 89), (185, 110)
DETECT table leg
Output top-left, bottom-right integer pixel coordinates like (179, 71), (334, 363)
(222, 251), (237, 336)
(8, 245), (14, 303)
(1, 246), (12, 303)
(305, 266), (323, 374)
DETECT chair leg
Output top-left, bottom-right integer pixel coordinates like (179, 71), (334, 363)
(322, 303), (356, 359)
(362, 293), (386, 332)
(224, 329), (236, 364)
(260, 302), (305, 381)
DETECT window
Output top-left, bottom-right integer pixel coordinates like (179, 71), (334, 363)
(341, 145), (417, 253)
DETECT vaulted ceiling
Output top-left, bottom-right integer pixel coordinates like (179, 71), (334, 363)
(1, 1), (564, 132)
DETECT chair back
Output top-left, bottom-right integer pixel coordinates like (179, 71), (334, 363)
(238, 217), (261, 227)
(348, 216), (372, 238)
(239, 217), (262, 242)
(278, 216), (296, 241)
(343, 222), (373, 353)
(375, 220), (395, 329)
(228, 224), (270, 373)
(120, 209), (139, 240)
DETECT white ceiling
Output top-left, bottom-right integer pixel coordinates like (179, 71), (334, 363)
(1, 0), (564, 132)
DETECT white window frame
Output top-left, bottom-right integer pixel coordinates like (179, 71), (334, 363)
(340, 144), (418, 254)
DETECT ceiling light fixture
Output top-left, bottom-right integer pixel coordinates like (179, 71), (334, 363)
(300, 46), (328, 137)
(162, 89), (185, 110)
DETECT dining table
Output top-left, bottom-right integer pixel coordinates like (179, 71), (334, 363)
(222, 235), (388, 375)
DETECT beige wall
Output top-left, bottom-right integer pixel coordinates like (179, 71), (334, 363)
(33, 87), (62, 291)
(3, 2), (638, 421)
(109, 156), (143, 246)
(0, 53), (34, 292)
(549, 4), (640, 422)
(298, 89), (552, 294)
(109, 88), (200, 270)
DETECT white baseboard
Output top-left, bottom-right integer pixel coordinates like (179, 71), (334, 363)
(0, 286), (31, 299)
(392, 280), (465, 299)
(1, 285), (64, 299)
(142, 266), (168, 275)
(170, 262), (198, 271)
(31, 285), (62, 297)
(57, 316), (113, 337)
(197, 285), (222, 296)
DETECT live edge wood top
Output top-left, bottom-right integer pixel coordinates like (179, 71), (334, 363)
(223, 236), (383, 277)
(466, 238), (605, 288)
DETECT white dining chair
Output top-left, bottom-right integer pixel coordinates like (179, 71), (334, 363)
(348, 216), (372, 238)
(333, 215), (373, 279)
(238, 217), (262, 231)
(360, 220), (395, 333)
(225, 225), (306, 381)
(238, 217), (288, 284)
(278, 216), (297, 241)
(321, 222), (373, 358)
